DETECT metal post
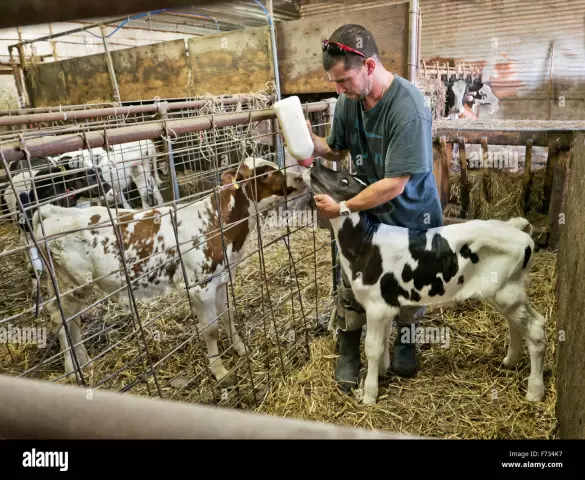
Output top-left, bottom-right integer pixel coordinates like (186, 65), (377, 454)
(266, 0), (284, 168)
(16, 43), (32, 108)
(100, 24), (122, 104)
(48, 23), (59, 61)
(408, 0), (419, 83)
(8, 47), (26, 108)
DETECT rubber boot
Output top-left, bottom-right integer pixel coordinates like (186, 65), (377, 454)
(391, 321), (419, 378)
(334, 327), (362, 392)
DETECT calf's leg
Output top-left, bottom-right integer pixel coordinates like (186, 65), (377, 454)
(46, 281), (90, 378)
(191, 291), (232, 385)
(363, 306), (395, 405)
(489, 281), (546, 401)
(215, 282), (246, 356)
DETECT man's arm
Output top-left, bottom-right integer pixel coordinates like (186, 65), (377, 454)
(307, 120), (347, 163)
(346, 176), (409, 212)
(314, 175), (410, 218)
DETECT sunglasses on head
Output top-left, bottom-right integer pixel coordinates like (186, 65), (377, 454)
(322, 39), (367, 58)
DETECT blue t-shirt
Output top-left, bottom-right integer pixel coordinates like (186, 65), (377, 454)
(326, 73), (443, 230)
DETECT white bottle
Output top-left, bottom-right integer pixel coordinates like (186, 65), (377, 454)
(274, 96), (314, 167)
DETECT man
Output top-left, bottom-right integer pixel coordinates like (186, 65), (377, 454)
(303, 24), (444, 392)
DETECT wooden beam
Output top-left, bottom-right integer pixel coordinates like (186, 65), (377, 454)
(0, 0), (224, 30)
(434, 128), (580, 149)
(555, 133), (585, 439)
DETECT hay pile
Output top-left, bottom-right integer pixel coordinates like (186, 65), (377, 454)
(255, 249), (558, 440)
(444, 168), (547, 223)
(416, 74), (447, 125)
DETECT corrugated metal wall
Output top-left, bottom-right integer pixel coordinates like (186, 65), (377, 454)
(297, 0), (585, 120)
(419, 0), (585, 119)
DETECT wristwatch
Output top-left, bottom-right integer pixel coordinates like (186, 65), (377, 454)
(339, 201), (351, 216)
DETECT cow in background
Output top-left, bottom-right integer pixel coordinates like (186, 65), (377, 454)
(443, 75), (499, 119)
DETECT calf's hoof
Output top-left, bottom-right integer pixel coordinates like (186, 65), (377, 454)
(526, 381), (545, 402)
(233, 341), (247, 357)
(502, 355), (520, 369)
(362, 391), (377, 406)
(216, 371), (236, 388)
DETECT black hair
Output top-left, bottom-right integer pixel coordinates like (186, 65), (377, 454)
(322, 24), (380, 71)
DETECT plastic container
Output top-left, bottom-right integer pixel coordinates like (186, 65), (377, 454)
(274, 96), (314, 167)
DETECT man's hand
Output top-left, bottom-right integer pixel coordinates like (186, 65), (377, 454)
(314, 194), (341, 219)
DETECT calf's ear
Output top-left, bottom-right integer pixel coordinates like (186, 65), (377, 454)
(221, 165), (250, 191)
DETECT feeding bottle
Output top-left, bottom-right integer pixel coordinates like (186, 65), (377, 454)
(274, 96), (314, 167)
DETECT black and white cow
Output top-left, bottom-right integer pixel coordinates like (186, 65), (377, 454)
(443, 75), (499, 118)
(302, 161), (546, 406)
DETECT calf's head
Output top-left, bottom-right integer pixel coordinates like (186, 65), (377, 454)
(221, 157), (310, 213)
(303, 160), (366, 201)
(303, 161), (393, 217)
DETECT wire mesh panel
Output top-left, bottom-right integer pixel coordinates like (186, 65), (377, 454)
(0, 94), (337, 410)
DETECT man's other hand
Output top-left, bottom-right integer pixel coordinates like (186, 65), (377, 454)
(314, 194), (340, 218)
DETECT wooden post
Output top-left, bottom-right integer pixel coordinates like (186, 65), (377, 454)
(546, 146), (570, 249)
(554, 133), (583, 439)
(458, 140), (469, 218)
(8, 47), (26, 108)
(523, 139), (533, 213)
(481, 136), (491, 203)
(433, 137), (450, 212)
(542, 139), (559, 215)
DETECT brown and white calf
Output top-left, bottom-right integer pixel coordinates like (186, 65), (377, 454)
(32, 157), (309, 383)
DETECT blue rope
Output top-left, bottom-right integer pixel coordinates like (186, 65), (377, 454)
(85, 8), (220, 39)
(252, 0), (273, 26)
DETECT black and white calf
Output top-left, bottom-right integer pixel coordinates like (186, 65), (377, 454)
(303, 162), (546, 406)
(55, 139), (164, 210)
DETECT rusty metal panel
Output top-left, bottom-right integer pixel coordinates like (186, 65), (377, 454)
(111, 39), (191, 102)
(277, 3), (409, 94)
(23, 62), (68, 107)
(187, 26), (274, 96)
(419, 0), (585, 119)
(59, 52), (115, 105)
(24, 53), (114, 107)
